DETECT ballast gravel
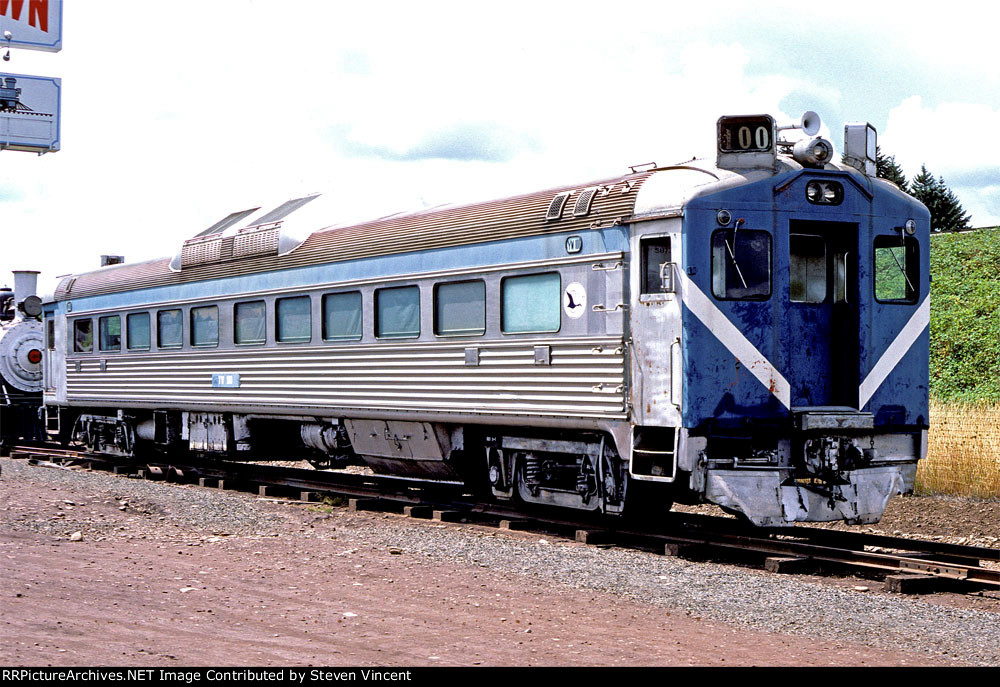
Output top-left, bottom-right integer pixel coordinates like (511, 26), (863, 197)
(338, 516), (1000, 666)
(2, 457), (998, 666)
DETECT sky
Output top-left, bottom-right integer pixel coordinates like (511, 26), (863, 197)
(2, 0), (998, 296)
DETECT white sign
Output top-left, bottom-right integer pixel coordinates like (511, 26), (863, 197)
(563, 282), (586, 319)
(0, 72), (60, 152)
(1, 0), (62, 52)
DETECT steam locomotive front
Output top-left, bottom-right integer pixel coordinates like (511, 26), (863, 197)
(0, 270), (45, 449)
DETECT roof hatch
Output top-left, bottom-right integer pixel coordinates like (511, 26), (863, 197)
(170, 193), (328, 271)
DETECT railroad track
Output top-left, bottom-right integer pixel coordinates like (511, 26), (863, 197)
(8, 444), (999, 594)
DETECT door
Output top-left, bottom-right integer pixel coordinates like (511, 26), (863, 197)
(630, 222), (682, 427)
(787, 220), (859, 408)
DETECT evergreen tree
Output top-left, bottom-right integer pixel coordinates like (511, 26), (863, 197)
(875, 146), (908, 189)
(910, 165), (972, 232)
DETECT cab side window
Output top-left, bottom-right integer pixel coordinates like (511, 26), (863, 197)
(874, 235), (919, 303)
(641, 237), (672, 294)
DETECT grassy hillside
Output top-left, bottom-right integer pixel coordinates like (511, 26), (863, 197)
(929, 228), (1000, 401)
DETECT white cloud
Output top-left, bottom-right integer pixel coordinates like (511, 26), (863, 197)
(882, 96), (1000, 225)
(4, 0), (999, 298)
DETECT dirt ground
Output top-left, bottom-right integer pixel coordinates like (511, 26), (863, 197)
(1, 459), (995, 668)
(807, 492), (1000, 543)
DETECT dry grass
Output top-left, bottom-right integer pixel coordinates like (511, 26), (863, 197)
(917, 399), (1000, 498)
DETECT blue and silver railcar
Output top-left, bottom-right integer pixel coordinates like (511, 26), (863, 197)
(41, 113), (929, 526)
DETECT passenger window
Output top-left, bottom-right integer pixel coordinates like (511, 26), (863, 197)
(127, 313), (150, 351)
(276, 296), (312, 343)
(73, 319), (93, 353)
(322, 292), (362, 341)
(191, 306), (219, 347)
(641, 237), (672, 293)
(501, 272), (560, 333)
(157, 309), (183, 349)
(98, 315), (122, 352)
(874, 234), (919, 303)
(376, 286), (420, 339)
(711, 229), (771, 300)
(789, 234), (827, 303)
(235, 301), (266, 345)
(435, 280), (485, 337)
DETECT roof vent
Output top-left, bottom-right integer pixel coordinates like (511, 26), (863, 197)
(171, 193), (323, 271)
(573, 187), (598, 217)
(180, 235), (225, 267)
(545, 191), (572, 221)
(233, 225), (281, 259)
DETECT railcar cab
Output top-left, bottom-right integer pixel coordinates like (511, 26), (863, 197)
(657, 113), (930, 526)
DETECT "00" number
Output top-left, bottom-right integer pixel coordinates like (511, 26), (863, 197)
(737, 126), (770, 150)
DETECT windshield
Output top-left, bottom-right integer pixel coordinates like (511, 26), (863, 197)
(711, 228), (771, 300)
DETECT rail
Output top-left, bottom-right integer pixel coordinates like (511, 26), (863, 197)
(8, 445), (998, 592)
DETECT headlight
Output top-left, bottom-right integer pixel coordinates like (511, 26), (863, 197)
(805, 180), (844, 205)
(792, 137), (834, 167)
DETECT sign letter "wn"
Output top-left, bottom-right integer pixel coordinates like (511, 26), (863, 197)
(0, 1), (49, 33)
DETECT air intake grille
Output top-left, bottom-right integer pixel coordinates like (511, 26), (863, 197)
(546, 191), (571, 221)
(233, 226), (281, 259)
(573, 187), (598, 216)
(180, 236), (223, 267)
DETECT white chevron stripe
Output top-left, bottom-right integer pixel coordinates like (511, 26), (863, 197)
(858, 294), (930, 409)
(678, 272), (791, 409)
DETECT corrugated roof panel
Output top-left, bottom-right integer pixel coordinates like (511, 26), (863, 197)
(54, 172), (654, 301)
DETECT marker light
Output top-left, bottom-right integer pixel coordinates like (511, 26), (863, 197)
(716, 209), (732, 226)
(904, 219), (916, 235)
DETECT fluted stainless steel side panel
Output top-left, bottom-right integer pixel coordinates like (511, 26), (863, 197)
(65, 337), (627, 420)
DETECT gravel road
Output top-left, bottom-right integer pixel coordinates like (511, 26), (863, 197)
(2, 457), (998, 666)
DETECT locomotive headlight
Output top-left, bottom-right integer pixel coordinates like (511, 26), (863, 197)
(716, 209), (732, 226)
(805, 180), (844, 205)
(792, 136), (834, 168)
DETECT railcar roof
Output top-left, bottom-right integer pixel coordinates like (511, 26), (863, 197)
(54, 169), (667, 301)
(55, 157), (826, 302)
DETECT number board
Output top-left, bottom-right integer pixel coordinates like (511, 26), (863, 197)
(718, 115), (775, 153)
